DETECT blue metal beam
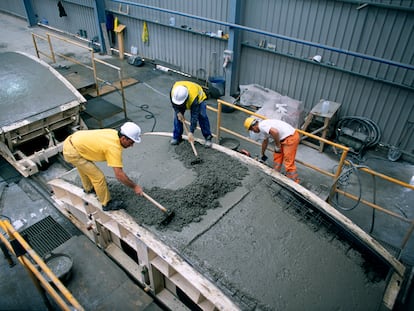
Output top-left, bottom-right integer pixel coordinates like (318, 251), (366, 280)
(109, 0), (413, 71)
(93, 0), (107, 54)
(22, 0), (36, 27)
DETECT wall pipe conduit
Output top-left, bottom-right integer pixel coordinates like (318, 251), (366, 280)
(110, 0), (413, 71)
(334, 0), (414, 12)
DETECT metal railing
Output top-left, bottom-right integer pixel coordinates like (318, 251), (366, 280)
(0, 220), (84, 311)
(31, 32), (128, 119)
(211, 98), (414, 256)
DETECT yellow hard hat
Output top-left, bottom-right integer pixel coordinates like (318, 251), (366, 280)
(244, 117), (257, 130)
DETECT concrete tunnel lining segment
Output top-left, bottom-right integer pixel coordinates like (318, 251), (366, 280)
(53, 133), (404, 310)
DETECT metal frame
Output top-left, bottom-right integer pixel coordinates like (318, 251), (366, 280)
(32, 32), (128, 121)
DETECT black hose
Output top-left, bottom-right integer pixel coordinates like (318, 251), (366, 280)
(0, 214), (11, 222)
(101, 81), (158, 132)
(330, 160), (362, 211)
(137, 104), (157, 132)
(368, 173), (377, 234)
(330, 159), (380, 234)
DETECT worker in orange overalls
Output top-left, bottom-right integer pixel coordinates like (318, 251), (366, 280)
(244, 117), (300, 183)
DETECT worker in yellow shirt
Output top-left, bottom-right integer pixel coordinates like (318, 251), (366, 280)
(170, 81), (213, 147)
(62, 122), (143, 211)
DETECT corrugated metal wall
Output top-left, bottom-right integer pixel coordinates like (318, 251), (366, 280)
(239, 0), (413, 149)
(29, 0), (98, 39)
(103, 0), (229, 78)
(1, 0), (413, 152)
(0, 0), (26, 18)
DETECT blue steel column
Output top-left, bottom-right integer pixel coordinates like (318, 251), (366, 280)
(93, 0), (107, 54)
(23, 0), (37, 27)
(225, 0), (242, 96)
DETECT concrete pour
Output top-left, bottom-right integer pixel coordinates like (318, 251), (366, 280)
(109, 135), (249, 231)
(86, 134), (388, 310)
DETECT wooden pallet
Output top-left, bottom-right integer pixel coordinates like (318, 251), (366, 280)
(88, 77), (139, 97)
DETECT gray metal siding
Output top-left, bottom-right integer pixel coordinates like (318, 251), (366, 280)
(0, 0), (26, 18)
(1, 0), (412, 152)
(31, 0), (97, 39)
(105, 0), (229, 78)
(239, 0), (413, 151)
(241, 0), (413, 87)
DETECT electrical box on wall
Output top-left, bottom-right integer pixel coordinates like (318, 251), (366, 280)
(223, 50), (233, 68)
(224, 50), (233, 61)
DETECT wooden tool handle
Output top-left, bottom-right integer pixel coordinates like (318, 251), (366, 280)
(142, 192), (168, 213)
(179, 114), (199, 157)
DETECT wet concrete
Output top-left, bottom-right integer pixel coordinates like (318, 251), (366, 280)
(115, 137), (248, 231)
(82, 134), (390, 310)
(0, 51), (82, 127)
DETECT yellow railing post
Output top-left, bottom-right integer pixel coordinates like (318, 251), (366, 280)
(216, 101), (223, 143)
(0, 220), (84, 311)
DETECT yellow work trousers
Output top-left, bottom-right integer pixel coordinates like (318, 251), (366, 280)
(273, 131), (300, 183)
(62, 140), (111, 205)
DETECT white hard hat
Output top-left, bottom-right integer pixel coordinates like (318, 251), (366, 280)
(312, 55), (322, 63)
(172, 85), (188, 105)
(120, 122), (141, 143)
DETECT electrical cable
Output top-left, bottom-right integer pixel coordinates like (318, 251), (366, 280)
(0, 215), (11, 221)
(330, 159), (379, 234)
(330, 160), (363, 211)
(368, 174), (377, 234)
(330, 160), (377, 210)
(100, 80), (158, 132)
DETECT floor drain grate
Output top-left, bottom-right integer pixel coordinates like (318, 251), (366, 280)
(20, 216), (72, 258)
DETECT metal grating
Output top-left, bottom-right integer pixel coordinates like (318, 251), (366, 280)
(20, 216), (72, 258)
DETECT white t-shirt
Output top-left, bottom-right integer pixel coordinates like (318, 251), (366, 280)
(258, 119), (295, 140)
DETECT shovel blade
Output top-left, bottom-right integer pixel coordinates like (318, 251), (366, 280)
(190, 157), (203, 165)
(161, 210), (175, 225)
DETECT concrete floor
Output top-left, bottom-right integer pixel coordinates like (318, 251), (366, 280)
(1, 11), (413, 310)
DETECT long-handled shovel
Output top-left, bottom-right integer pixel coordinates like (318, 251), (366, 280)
(177, 113), (203, 165)
(142, 192), (175, 225)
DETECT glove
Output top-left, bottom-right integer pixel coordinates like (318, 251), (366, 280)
(274, 146), (282, 153)
(188, 132), (195, 143)
(260, 154), (268, 162)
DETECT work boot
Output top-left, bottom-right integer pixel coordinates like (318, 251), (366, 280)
(170, 138), (182, 145)
(84, 188), (96, 195)
(102, 200), (124, 211)
(204, 136), (212, 148)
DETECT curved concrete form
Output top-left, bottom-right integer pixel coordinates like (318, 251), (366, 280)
(0, 51), (85, 176)
(49, 133), (405, 310)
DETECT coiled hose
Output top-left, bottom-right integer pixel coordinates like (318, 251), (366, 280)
(335, 116), (381, 157)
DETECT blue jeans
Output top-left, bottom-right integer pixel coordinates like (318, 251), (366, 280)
(173, 101), (212, 140)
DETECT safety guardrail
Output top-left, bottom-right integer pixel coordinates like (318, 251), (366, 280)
(0, 220), (84, 311)
(31, 32), (127, 118)
(211, 98), (414, 257)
